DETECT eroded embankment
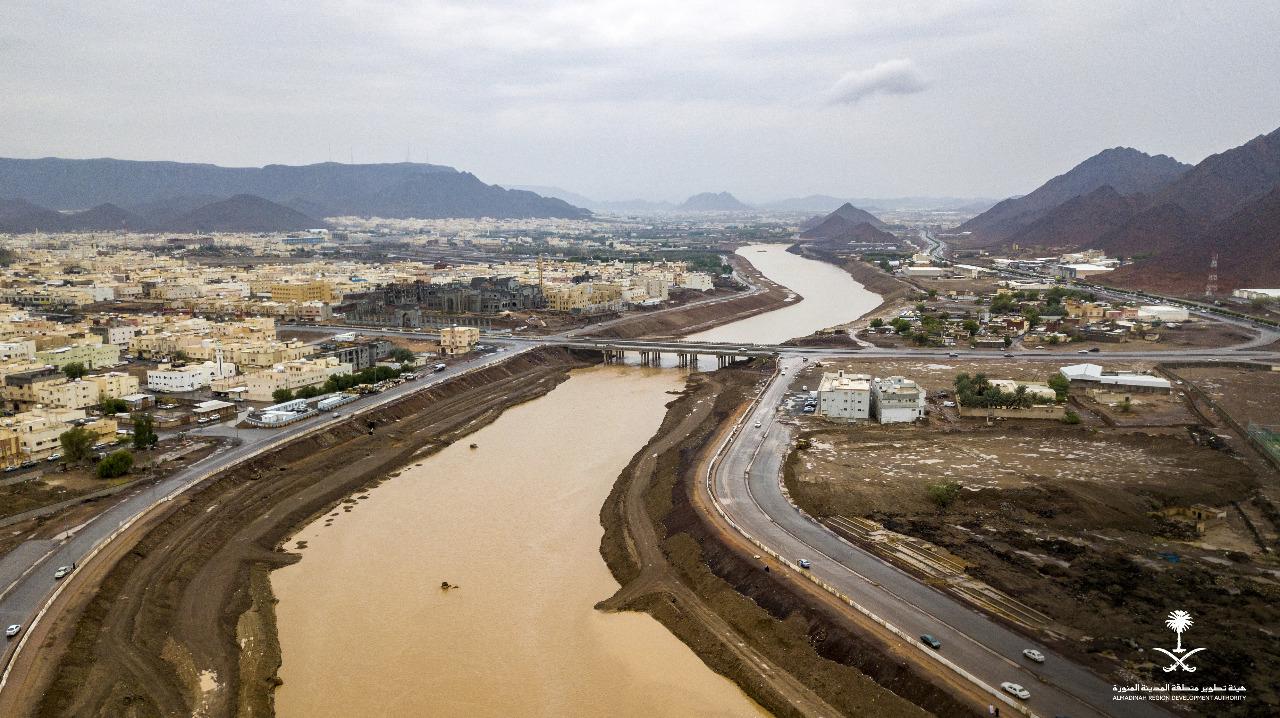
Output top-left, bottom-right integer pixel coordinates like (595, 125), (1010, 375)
(587, 252), (794, 339)
(31, 347), (591, 718)
(789, 243), (914, 316)
(598, 365), (976, 718)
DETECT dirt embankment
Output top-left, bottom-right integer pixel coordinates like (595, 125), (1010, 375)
(26, 347), (592, 718)
(587, 252), (794, 339)
(789, 243), (914, 317)
(598, 364), (977, 718)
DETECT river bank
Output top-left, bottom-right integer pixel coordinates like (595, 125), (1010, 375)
(587, 250), (796, 339)
(788, 243), (915, 319)
(597, 363), (979, 718)
(25, 348), (593, 718)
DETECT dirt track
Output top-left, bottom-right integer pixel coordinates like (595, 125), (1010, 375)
(15, 348), (590, 718)
(598, 364), (978, 718)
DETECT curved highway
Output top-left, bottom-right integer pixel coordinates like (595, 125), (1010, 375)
(710, 355), (1171, 718)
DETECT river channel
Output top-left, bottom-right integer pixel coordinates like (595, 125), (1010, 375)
(271, 242), (880, 717)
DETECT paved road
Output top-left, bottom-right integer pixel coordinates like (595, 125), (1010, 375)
(0, 346), (532, 678)
(711, 355), (1169, 718)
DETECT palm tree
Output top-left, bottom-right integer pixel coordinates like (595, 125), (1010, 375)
(1166, 610), (1193, 652)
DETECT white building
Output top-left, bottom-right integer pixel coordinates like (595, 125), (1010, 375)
(1137, 305), (1190, 323)
(871, 376), (926, 423)
(147, 359), (238, 393)
(1232, 288), (1280, 301)
(1052, 263), (1114, 280)
(817, 371), (871, 420)
(1058, 363), (1171, 393)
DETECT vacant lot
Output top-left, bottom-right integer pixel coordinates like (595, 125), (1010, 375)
(785, 401), (1278, 713)
(1175, 365), (1280, 429)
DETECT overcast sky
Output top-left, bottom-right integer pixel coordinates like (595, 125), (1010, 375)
(3, 1), (1279, 202)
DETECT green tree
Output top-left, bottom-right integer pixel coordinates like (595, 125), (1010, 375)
(927, 289), (938, 298)
(132, 414), (159, 450)
(62, 362), (88, 380)
(1062, 409), (1081, 425)
(878, 259), (891, 272)
(962, 319), (980, 336)
(1048, 373), (1071, 402)
(1022, 306), (1041, 327)
(100, 397), (128, 414)
(1002, 336), (1012, 348)
(926, 480), (963, 512)
(869, 318), (884, 329)
(389, 347), (416, 365)
(96, 450), (134, 478)
(59, 426), (95, 463)
(272, 388), (294, 403)
(891, 318), (912, 335)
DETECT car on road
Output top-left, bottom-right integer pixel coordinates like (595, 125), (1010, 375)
(1088, 347), (1100, 352)
(1022, 648), (1045, 663)
(54, 565), (74, 580)
(1003, 353), (1015, 358)
(3, 465), (17, 473)
(919, 634), (942, 650)
(796, 559), (812, 569)
(947, 352), (959, 358)
(754, 421), (762, 428)
(1001, 682), (1031, 700)
(5, 624), (20, 638)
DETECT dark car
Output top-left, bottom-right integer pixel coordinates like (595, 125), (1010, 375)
(920, 634), (941, 650)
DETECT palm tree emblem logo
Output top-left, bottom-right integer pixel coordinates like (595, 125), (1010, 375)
(1154, 610), (1205, 672)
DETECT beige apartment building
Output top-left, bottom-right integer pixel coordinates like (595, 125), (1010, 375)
(543, 283), (624, 314)
(34, 341), (121, 370)
(269, 280), (337, 303)
(89, 371), (141, 399)
(212, 356), (351, 401)
(439, 326), (480, 355)
(0, 408), (118, 464)
(1, 366), (101, 412)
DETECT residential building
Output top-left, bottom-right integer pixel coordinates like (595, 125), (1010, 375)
(440, 326), (480, 355)
(269, 280), (337, 303)
(0, 408), (118, 462)
(148, 360), (238, 393)
(212, 357), (351, 401)
(34, 342), (121, 370)
(543, 283), (624, 314)
(817, 370), (872, 420)
(871, 376), (926, 423)
(89, 371), (140, 399)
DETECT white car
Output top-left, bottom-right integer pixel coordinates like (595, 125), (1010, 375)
(5, 624), (20, 638)
(53, 565), (74, 580)
(1022, 648), (1045, 663)
(1001, 682), (1031, 700)
(797, 559), (812, 569)
(754, 422), (762, 428)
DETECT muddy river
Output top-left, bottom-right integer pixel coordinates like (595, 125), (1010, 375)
(272, 244), (879, 717)
(690, 243), (882, 344)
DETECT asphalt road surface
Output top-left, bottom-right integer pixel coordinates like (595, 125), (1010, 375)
(710, 355), (1171, 718)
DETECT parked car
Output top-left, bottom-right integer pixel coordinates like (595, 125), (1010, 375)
(1001, 682), (1031, 700)
(1022, 648), (1045, 663)
(796, 559), (812, 569)
(919, 634), (942, 650)
(5, 624), (20, 638)
(54, 565), (74, 580)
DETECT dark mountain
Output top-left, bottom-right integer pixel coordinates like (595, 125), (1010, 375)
(800, 218), (897, 246)
(0, 157), (589, 219)
(1001, 186), (1148, 251)
(129, 194), (223, 224)
(166, 194), (320, 233)
(1152, 126), (1280, 219)
(1093, 202), (1205, 259)
(676, 192), (752, 212)
(957, 147), (1189, 244)
(61, 203), (147, 231)
(800, 202), (885, 233)
(0, 198), (67, 233)
(1104, 186), (1280, 293)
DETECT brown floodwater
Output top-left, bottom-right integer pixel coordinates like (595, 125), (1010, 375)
(690, 243), (882, 345)
(272, 366), (768, 717)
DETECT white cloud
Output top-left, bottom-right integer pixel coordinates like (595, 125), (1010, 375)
(822, 58), (928, 105)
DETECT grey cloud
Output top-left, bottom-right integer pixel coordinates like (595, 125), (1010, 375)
(822, 59), (927, 105)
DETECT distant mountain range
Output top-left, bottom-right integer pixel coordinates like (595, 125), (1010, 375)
(957, 126), (1280, 293)
(800, 202), (887, 233)
(0, 158), (590, 225)
(508, 186), (993, 214)
(0, 194), (321, 234)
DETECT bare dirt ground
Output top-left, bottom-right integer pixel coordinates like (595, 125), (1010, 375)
(11, 348), (591, 718)
(599, 363), (981, 718)
(1174, 366), (1280, 429)
(1083, 320), (1257, 352)
(784, 360), (1280, 715)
